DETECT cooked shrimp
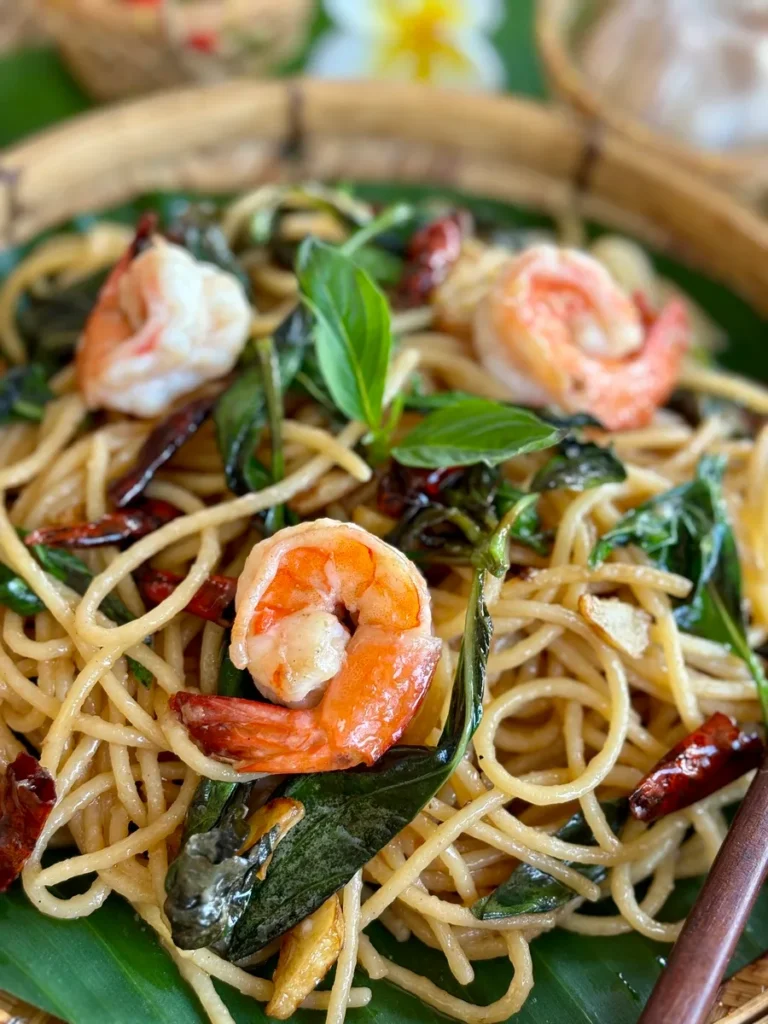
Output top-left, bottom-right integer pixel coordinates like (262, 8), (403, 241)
(76, 234), (250, 418)
(474, 244), (689, 430)
(171, 520), (442, 773)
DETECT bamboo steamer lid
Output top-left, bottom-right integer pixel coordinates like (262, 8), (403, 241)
(536, 0), (768, 204)
(41, 0), (312, 102)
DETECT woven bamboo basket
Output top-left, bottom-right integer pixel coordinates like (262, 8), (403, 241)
(0, 0), (48, 52)
(1, 78), (768, 1023)
(536, 0), (768, 203)
(42, 0), (312, 102)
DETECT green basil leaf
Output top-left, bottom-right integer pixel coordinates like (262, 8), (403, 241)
(590, 455), (768, 722)
(297, 237), (392, 430)
(392, 398), (564, 468)
(350, 244), (404, 285)
(226, 565), (489, 959)
(404, 387), (478, 413)
(0, 364), (53, 424)
(472, 800), (629, 920)
(531, 439), (627, 492)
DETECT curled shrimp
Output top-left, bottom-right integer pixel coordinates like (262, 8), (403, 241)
(76, 233), (250, 418)
(171, 520), (442, 774)
(474, 244), (689, 430)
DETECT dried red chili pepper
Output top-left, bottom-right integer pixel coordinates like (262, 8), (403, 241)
(629, 712), (764, 823)
(377, 462), (464, 519)
(400, 210), (473, 306)
(24, 499), (180, 550)
(0, 752), (56, 892)
(109, 392), (219, 508)
(137, 567), (238, 628)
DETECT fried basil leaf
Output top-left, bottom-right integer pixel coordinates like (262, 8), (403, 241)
(17, 270), (105, 364)
(531, 439), (627, 493)
(472, 800), (629, 919)
(165, 787), (282, 951)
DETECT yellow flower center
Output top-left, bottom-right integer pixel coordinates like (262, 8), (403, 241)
(375, 0), (471, 82)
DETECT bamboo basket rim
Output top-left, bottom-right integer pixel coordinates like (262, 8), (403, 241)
(43, 0), (310, 30)
(1, 78), (768, 314)
(1, 75), (768, 1022)
(535, 0), (768, 185)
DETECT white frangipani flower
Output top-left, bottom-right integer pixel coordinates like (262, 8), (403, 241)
(308, 0), (505, 90)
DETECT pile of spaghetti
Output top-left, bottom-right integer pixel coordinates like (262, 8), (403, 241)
(1, 184), (768, 1024)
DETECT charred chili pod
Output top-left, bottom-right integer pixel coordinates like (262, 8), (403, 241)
(24, 499), (179, 550)
(0, 752), (56, 892)
(629, 712), (764, 823)
(137, 567), (238, 627)
(399, 210), (473, 306)
(109, 393), (219, 507)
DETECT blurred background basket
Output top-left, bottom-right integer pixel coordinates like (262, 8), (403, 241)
(536, 0), (768, 204)
(0, 0), (49, 52)
(41, 0), (312, 102)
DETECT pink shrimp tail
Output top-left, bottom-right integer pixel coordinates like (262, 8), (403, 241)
(170, 629), (441, 774)
(578, 297), (690, 431)
(170, 692), (333, 768)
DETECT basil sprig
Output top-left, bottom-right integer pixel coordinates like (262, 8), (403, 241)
(472, 800), (629, 920)
(590, 455), (768, 722)
(296, 237), (393, 431)
(392, 397), (564, 469)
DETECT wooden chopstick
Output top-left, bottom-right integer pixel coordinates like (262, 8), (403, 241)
(638, 753), (768, 1024)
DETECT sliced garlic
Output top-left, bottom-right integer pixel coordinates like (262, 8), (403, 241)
(267, 895), (344, 1020)
(579, 593), (651, 660)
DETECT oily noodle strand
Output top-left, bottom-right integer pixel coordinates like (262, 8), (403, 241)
(1, 209), (768, 1024)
